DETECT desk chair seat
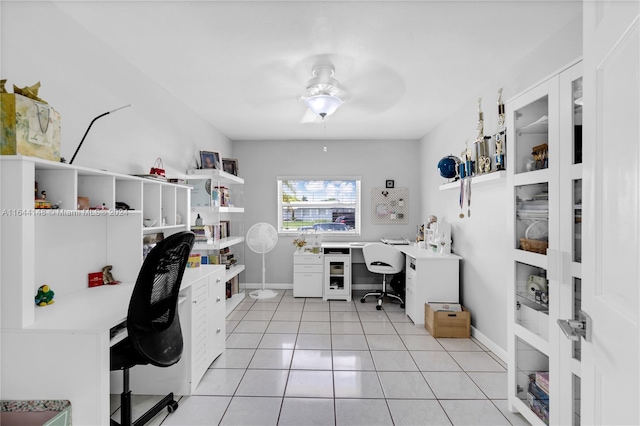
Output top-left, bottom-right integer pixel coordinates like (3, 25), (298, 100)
(111, 231), (195, 426)
(360, 243), (405, 310)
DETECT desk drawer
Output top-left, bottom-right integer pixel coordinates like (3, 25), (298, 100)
(293, 272), (323, 298)
(294, 264), (323, 273)
(294, 254), (323, 265)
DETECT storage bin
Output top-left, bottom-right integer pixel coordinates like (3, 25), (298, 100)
(1, 400), (71, 426)
(424, 303), (471, 338)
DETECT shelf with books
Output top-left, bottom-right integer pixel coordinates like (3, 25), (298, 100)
(186, 168), (245, 306)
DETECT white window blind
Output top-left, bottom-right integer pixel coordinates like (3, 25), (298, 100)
(277, 177), (361, 234)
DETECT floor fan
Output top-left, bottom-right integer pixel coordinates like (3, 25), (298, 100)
(246, 222), (279, 299)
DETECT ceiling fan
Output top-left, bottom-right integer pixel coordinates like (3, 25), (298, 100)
(299, 64), (347, 121)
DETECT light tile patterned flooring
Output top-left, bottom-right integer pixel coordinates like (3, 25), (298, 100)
(112, 290), (530, 425)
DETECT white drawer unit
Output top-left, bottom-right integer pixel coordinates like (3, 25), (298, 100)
(402, 252), (460, 325)
(405, 257), (418, 321)
(207, 270), (226, 364)
(293, 252), (324, 298)
(190, 278), (209, 386)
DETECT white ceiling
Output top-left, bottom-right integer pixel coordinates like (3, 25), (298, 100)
(54, 0), (582, 141)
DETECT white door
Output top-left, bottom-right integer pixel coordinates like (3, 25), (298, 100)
(581, 1), (639, 424)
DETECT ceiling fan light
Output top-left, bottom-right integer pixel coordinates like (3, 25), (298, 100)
(304, 94), (343, 118)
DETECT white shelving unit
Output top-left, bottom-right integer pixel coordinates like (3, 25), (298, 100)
(506, 60), (582, 426)
(0, 155), (191, 329)
(186, 169), (245, 314)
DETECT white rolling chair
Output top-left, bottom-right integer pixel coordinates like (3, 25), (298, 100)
(360, 243), (405, 310)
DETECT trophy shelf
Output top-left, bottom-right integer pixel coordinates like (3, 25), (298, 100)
(439, 170), (506, 191)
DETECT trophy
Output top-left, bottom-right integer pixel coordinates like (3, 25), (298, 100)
(474, 97), (491, 174)
(495, 88), (506, 171)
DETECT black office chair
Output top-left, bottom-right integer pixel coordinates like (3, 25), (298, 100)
(360, 243), (405, 310)
(110, 231), (195, 426)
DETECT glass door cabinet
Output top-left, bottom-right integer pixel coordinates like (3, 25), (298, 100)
(506, 60), (582, 425)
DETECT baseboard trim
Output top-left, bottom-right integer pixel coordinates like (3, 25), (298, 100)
(471, 326), (507, 363)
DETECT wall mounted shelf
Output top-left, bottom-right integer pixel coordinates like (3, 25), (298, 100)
(438, 170), (506, 191)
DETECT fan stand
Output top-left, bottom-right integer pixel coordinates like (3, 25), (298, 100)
(249, 251), (278, 299)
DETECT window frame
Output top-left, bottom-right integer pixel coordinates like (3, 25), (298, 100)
(277, 176), (361, 236)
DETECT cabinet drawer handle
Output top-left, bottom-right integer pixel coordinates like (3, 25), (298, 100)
(216, 328), (221, 333)
(216, 296), (221, 302)
(216, 277), (221, 283)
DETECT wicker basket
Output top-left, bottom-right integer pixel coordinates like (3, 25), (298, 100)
(520, 238), (548, 254)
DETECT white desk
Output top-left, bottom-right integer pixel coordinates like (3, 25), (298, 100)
(309, 243), (461, 323)
(0, 265), (225, 426)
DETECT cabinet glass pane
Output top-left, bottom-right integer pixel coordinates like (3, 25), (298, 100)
(514, 95), (549, 174)
(573, 77), (583, 165)
(329, 261), (345, 291)
(515, 262), (549, 340)
(573, 179), (582, 263)
(573, 374), (581, 425)
(516, 183), (549, 252)
(516, 337), (550, 424)
(573, 278), (582, 361)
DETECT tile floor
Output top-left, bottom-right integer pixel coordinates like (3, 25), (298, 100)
(111, 290), (530, 425)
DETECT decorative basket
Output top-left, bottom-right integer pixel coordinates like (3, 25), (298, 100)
(520, 238), (548, 254)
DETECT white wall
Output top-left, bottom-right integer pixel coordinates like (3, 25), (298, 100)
(418, 15), (582, 351)
(1, 1), (232, 176)
(234, 139), (421, 286)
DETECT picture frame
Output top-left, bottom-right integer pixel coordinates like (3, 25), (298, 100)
(200, 151), (221, 169)
(222, 158), (239, 176)
(385, 179), (395, 188)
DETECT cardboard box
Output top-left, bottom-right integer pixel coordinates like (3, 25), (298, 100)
(424, 303), (471, 338)
(1, 93), (61, 161)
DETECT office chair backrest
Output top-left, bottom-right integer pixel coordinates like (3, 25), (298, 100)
(127, 231), (195, 367)
(362, 243), (405, 275)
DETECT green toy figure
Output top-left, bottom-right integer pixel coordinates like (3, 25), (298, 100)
(35, 284), (55, 306)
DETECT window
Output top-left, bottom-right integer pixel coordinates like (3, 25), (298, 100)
(277, 177), (361, 235)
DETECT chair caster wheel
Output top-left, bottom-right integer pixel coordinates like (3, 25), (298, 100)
(167, 400), (179, 413)
(376, 305), (382, 310)
(360, 298), (366, 303)
(401, 303), (405, 308)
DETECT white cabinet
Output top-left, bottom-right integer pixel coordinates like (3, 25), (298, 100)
(207, 269), (226, 366)
(293, 252), (324, 298)
(402, 250), (461, 325)
(189, 277), (209, 387)
(506, 60), (582, 426)
(323, 248), (351, 301)
(186, 169), (245, 313)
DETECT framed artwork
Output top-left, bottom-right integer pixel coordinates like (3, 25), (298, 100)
(222, 158), (239, 176)
(200, 151), (221, 169)
(385, 179), (395, 188)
